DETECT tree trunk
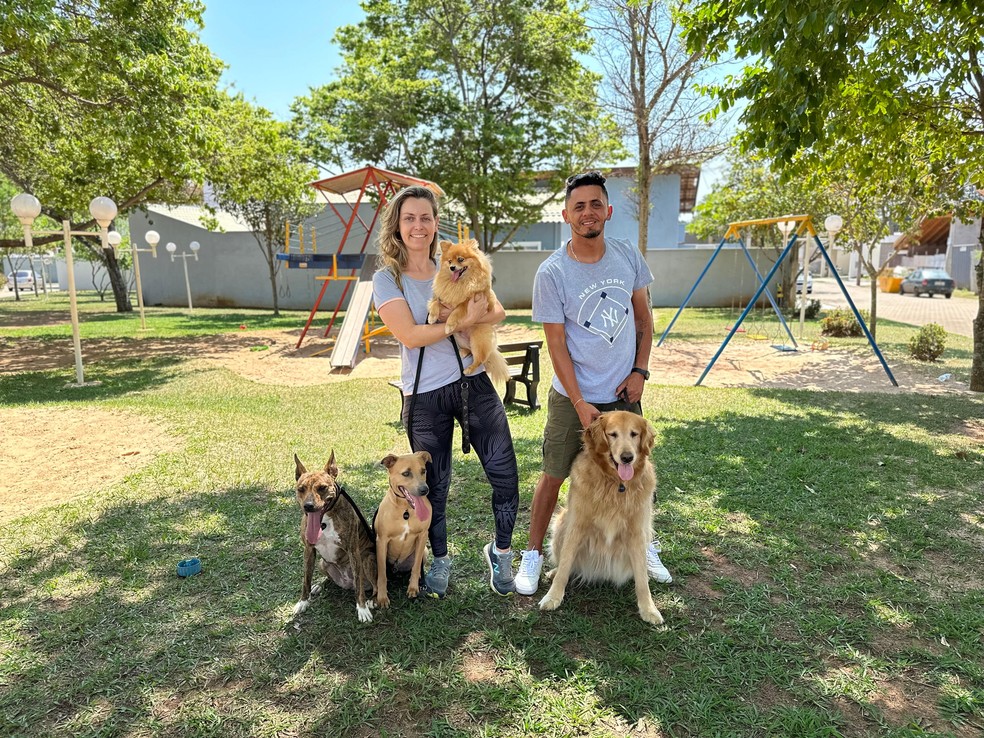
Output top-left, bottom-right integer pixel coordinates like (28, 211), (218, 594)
(265, 240), (280, 317)
(103, 247), (133, 312)
(636, 154), (650, 255)
(971, 245), (984, 392)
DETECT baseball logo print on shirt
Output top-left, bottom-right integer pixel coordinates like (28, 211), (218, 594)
(576, 280), (631, 345)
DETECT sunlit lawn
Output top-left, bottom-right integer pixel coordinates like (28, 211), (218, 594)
(1, 295), (982, 737)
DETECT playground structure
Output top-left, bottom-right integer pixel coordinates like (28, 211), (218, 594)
(277, 165), (444, 368)
(658, 214), (898, 387)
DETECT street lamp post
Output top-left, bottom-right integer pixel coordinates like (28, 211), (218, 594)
(166, 241), (200, 310)
(111, 229), (159, 330)
(10, 193), (116, 386)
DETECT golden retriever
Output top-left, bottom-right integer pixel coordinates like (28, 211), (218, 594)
(539, 411), (664, 624)
(427, 238), (508, 383)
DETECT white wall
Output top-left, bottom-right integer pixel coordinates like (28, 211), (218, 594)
(489, 246), (783, 309)
(125, 210), (783, 311)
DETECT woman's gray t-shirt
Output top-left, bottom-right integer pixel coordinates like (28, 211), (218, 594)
(372, 267), (479, 395)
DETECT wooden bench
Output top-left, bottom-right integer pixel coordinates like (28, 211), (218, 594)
(388, 339), (543, 420)
(499, 340), (543, 410)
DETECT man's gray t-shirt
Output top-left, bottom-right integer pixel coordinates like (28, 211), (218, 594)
(532, 238), (653, 403)
(372, 267), (479, 395)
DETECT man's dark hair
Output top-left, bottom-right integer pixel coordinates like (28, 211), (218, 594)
(565, 171), (608, 201)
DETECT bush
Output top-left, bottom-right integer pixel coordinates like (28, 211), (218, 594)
(908, 323), (947, 362)
(787, 298), (822, 321)
(820, 307), (870, 337)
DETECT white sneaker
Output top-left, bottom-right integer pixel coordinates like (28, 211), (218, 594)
(515, 549), (544, 595)
(647, 539), (673, 584)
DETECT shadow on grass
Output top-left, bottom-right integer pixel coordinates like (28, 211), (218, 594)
(2, 387), (982, 736)
(0, 357), (187, 406)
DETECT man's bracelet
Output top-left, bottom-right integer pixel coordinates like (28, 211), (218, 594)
(573, 397), (585, 409)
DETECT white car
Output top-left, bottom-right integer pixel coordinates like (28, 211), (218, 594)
(6, 270), (40, 291)
(795, 271), (813, 294)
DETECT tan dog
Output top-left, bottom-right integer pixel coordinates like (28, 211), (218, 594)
(293, 452), (378, 623)
(539, 411), (664, 625)
(374, 452), (433, 608)
(427, 238), (509, 383)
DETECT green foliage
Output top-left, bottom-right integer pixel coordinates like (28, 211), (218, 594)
(689, 151), (835, 245)
(292, 0), (624, 251)
(820, 307), (869, 338)
(0, 1), (225, 310)
(208, 95), (320, 314)
(788, 298), (821, 321)
(908, 322), (947, 362)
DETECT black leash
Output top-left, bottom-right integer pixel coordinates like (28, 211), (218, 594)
(337, 483), (376, 544)
(406, 337), (471, 454)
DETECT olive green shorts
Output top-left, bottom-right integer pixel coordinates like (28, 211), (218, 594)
(541, 386), (643, 479)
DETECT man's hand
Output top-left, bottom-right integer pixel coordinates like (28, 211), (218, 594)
(575, 400), (601, 429)
(614, 371), (645, 404)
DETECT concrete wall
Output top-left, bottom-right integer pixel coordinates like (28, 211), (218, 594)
(489, 245), (783, 309)
(127, 208), (380, 311)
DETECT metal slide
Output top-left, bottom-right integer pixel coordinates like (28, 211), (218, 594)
(328, 259), (377, 369)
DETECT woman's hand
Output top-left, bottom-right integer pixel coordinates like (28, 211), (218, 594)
(460, 293), (489, 328)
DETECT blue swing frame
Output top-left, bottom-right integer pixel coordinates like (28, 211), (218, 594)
(657, 215), (898, 387)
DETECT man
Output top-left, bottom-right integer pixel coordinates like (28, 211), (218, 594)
(515, 170), (672, 596)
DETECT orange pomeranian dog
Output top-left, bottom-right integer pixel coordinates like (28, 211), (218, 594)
(427, 238), (509, 383)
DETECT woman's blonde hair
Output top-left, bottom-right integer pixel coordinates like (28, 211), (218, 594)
(376, 186), (440, 287)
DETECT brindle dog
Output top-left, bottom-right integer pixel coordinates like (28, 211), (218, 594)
(292, 451), (377, 623)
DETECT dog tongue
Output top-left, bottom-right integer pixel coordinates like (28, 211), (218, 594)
(305, 511), (322, 545)
(451, 269), (462, 282)
(617, 462), (634, 481)
(415, 501), (429, 522)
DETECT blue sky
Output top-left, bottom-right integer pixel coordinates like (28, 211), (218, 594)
(198, 1), (724, 199)
(200, 0), (364, 120)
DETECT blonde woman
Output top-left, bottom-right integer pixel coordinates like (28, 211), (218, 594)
(372, 186), (519, 598)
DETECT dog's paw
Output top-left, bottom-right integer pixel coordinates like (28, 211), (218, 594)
(376, 593), (390, 609)
(407, 585), (419, 599)
(310, 583), (323, 597)
(356, 603), (373, 623)
(640, 605), (664, 625)
(292, 599), (310, 615)
(538, 591), (563, 611)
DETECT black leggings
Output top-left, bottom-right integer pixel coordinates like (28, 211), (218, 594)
(403, 372), (519, 557)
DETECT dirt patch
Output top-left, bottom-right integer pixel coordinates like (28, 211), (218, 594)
(0, 326), (971, 524)
(0, 407), (180, 524)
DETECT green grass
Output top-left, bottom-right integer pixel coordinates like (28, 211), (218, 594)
(1, 299), (983, 737)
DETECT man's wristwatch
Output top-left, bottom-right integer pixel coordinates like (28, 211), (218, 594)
(631, 366), (650, 381)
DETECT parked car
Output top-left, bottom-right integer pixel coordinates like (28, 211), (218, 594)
(5, 270), (40, 291)
(898, 268), (954, 298)
(795, 271), (813, 294)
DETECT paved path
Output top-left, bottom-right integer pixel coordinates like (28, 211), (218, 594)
(814, 277), (979, 337)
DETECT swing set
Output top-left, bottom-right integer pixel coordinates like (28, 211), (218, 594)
(658, 214), (898, 387)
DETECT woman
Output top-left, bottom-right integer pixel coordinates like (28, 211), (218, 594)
(371, 186), (519, 598)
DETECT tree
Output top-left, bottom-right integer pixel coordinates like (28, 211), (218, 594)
(0, 0), (224, 311)
(292, 0), (624, 252)
(591, 0), (726, 253)
(810, 126), (969, 339)
(682, 0), (984, 389)
(689, 151), (836, 302)
(209, 96), (319, 316)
